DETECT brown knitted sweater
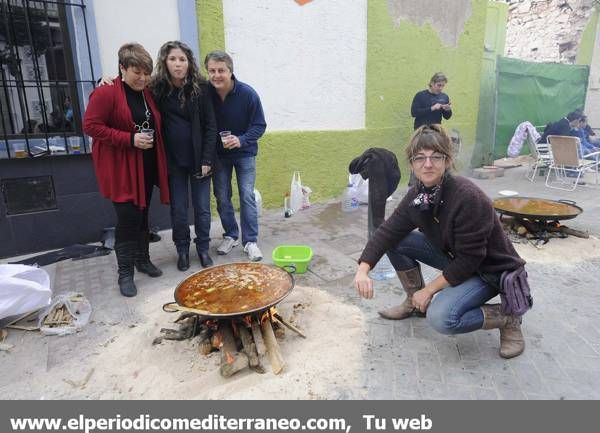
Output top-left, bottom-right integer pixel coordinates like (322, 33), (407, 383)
(359, 175), (525, 286)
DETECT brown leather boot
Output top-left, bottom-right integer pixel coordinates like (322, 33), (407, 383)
(481, 304), (525, 359)
(378, 266), (425, 320)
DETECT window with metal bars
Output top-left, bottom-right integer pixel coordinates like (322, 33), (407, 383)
(0, 0), (94, 158)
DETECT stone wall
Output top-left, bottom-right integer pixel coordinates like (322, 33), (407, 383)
(503, 0), (595, 64)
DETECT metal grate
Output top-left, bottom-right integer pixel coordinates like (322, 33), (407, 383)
(1, 175), (57, 214)
(0, 0), (95, 158)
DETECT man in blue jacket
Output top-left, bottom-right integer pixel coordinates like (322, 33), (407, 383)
(205, 51), (267, 261)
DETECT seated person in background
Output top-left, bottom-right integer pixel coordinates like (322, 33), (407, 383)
(571, 116), (600, 157)
(581, 115), (599, 145)
(539, 111), (582, 144)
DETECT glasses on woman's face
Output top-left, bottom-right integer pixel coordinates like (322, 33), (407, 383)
(411, 154), (446, 167)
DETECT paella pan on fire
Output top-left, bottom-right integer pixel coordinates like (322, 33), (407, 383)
(172, 262), (295, 317)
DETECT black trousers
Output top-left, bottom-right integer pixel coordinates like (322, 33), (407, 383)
(112, 183), (153, 244)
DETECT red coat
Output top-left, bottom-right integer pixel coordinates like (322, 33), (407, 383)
(83, 77), (169, 208)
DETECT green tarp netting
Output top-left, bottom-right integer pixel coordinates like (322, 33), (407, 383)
(494, 56), (589, 158)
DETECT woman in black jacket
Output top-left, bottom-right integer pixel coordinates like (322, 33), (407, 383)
(150, 41), (217, 270)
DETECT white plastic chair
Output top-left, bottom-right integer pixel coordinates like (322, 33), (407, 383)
(525, 133), (552, 182)
(545, 135), (600, 191)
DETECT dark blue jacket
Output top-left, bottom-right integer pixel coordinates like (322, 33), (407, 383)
(410, 89), (452, 130)
(208, 76), (266, 159)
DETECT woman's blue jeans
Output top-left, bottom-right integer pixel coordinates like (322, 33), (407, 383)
(168, 165), (211, 254)
(386, 231), (498, 334)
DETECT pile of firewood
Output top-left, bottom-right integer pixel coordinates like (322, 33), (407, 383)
(155, 308), (305, 378)
(42, 304), (73, 328)
(500, 215), (588, 244)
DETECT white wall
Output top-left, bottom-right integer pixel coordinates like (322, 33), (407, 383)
(92, 0), (180, 77)
(223, 0), (367, 131)
(585, 17), (600, 127)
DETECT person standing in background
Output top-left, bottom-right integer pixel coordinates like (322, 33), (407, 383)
(411, 72), (452, 130)
(408, 72), (452, 186)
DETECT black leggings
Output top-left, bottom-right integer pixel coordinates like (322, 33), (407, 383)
(112, 185), (153, 244)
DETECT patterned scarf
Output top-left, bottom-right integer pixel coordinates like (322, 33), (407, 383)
(411, 185), (440, 211)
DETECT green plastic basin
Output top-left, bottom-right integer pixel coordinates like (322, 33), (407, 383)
(272, 245), (313, 274)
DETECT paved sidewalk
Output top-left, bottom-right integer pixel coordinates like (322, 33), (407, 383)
(2, 164), (600, 399)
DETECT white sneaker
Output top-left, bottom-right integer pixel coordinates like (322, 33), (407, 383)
(244, 242), (263, 261)
(217, 236), (239, 255)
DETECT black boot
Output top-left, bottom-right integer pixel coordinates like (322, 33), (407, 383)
(177, 252), (190, 271)
(135, 232), (162, 277)
(198, 250), (213, 268)
(115, 241), (138, 297)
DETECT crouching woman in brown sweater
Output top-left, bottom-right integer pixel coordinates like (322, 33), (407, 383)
(354, 124), (528, 358)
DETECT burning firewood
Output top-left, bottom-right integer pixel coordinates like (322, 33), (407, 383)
(198, 339), (213, 356)
(159, 303), (305, 377)
(251, 320), (267, 357)
(239, 325), (260, 368)
(273, 321), (286, 339)
(260, 318), (285, 375)
(217, 322), (249, 378)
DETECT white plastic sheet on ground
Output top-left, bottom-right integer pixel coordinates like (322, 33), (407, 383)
(0, 264), (52, 321)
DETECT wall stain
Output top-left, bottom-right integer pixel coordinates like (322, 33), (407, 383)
(387, 0), (472, 47)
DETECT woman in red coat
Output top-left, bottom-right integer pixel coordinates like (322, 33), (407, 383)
(84, 43), (169, 297)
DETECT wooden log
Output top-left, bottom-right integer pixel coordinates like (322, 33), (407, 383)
(217, 322), (236, 359)
(6, 310), (39, 327)
(218, 322), (248, 377)
(273, 313), (306, 339)
(220, 352), (249, 378)
(516, 225), (528, 236)
(239, 326), (260, 367)
(554, 226), (589, 239)
(273, 321), (286, 340)
(261, 319), (285, 374)
(251, 321), (267, 356)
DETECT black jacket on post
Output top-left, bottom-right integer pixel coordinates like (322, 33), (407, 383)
(349, 148), (401, 234)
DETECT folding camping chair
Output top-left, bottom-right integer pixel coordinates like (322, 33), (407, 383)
(545, 135), (600, 191)
(526, 132), (552, 182)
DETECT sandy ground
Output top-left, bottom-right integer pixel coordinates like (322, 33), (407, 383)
(2, 231), (599, 400)
(2, 286), (367, 400)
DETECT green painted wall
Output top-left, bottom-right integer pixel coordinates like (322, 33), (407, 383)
(196, 0), (487, 209)
(196, 0), (225, 62)
(577, 9), (599, 66)
(472, 1), (508, 167)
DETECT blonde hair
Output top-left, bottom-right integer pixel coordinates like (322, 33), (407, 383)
(118, 43), (153, 77)
(405, 124), (455, 171)
(429, 72), (447, 86)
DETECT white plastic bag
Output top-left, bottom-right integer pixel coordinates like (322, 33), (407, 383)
(301, 185), (312, 209)
(37, 292), (91, 336)
(349, 174), (369, 204)
(254, 188), (262, 217)
(290, 171), (303, 213)
(0, 264), (52, 321)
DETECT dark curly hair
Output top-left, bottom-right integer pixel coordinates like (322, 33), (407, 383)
(150, 41), (206, 108)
